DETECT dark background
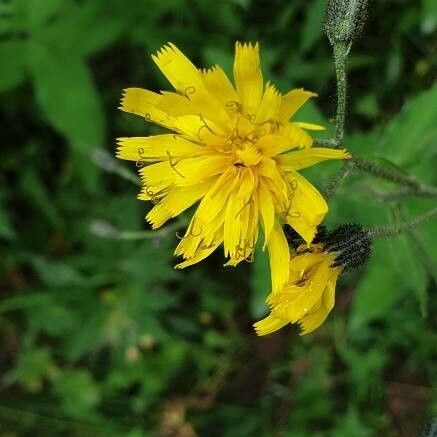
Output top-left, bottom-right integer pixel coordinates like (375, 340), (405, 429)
(1, 0), (436, 435)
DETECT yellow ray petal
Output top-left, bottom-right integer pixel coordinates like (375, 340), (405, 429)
(253, 314), (288, 336)
(257, 181), (275, 248)
(176, 239), (221, 269)
(182, 86), (232, 131)
(140, 155), (229, 190)
(277, 148), (351, 171)
(267, 224), (290, 294)
(175, 115), (226, 145)
(156, 91), (196, 116)
(255, 82), (282, 124)
(257, 158), (288, 208)
(285, 259), (331, 323)
(279, 88), (317, 121)
(257, 134), (296, 158)
(299, 271), (339, 335)
(146, 181), (215, 229)
(152, 43), (204, 93)
(290, 251), (324, 273)
(120, 88), (176, 130)
(175, 209), (225, 261)
(194, 167), (239, 225)
(174, 169), (238, 262)
(223, 184), (244, 258)
(233, 42), (263, 116)
(284, 171), (328, 244)
(116, 135), (205, 162)
(292, 122), (325, 131)
(200, 66), (240, 111)
(278, 123), (313, 149)
(158, 89), (232, 133)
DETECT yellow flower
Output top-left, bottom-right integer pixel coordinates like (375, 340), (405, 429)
(254, 243), (342, 336)
(117, 42), (350, 292)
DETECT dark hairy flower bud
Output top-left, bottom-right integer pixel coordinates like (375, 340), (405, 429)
(325, 0), (368, 46)
(324, 223), (372, 271)
(284, 223), (373, 272)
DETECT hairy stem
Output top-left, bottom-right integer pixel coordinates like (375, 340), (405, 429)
(369, 187), (437, 202)
(352, 156), (435, 192)
(369, 207), (437, 238)
(333, 42), (348, 145)
(323, 160), (355, 199)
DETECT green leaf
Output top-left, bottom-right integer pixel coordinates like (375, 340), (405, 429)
(29, 42), (104, 188)
(27, 0), (65, 30)
(53, 370), (100, 419)
(20, 167), (61, 228)
(7, 347), (55, 391)
(350, 242), (405, 330)
(29, 43), (104, 151)
(379, 84), (437, 167)
(387, 234), (428, 317)
(30, 256), (86, 288)
(0, 199), (15, 240)
(0, 293), (50, 314)
(332, 407), (373, 437)
(300, 0), (326, 53)
(0, 41), (27, 93)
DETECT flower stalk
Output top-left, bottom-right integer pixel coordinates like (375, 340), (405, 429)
(333, 42), (348, 144)
(368, 207), (437, 238)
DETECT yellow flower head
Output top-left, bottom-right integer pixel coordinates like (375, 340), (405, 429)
(254, 243), (342, 336)
(117, 42), (350, 292)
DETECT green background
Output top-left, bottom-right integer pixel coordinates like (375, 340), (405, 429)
(1, 0), (436, 435)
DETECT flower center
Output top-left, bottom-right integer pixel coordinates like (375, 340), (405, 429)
(234, 141), (262, 166)
(225, 115), (264, 167)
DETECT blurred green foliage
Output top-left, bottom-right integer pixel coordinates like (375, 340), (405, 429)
(1, 0), (436, 435)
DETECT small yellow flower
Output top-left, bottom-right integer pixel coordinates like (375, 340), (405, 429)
(254, 243), (342, 336)
(117, 42), (350, 292)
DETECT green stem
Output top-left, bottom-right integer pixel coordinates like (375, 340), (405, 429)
(323, 160), (355, 199)
(369, 207), (437, 238)
(90, 148), (141, 186)
(314, 138), (339, 148)
(118, 219), (185, 240)
(352, 156), (430, 192)
(333, 42), (348, 145)
(90, 218), (186, 240)
(369, 187), (437, 202)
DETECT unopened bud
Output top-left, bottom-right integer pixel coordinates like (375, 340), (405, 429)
(284, 223), (373, 272)
(324, 223), (372, 271)
(325, 0), (368, 46)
